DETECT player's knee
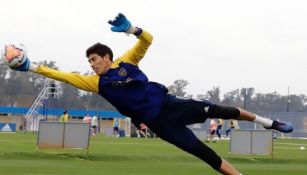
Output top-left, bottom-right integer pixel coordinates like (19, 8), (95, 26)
(210, 105), (240, 119)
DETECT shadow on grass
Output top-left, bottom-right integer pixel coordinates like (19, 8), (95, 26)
(1, 150), (307, 165)
(0, 151), (198, 162)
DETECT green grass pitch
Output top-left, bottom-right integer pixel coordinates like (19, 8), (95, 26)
(0, 133), (307, 175)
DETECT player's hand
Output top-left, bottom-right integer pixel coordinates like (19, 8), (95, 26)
(108, 13), (134, 33)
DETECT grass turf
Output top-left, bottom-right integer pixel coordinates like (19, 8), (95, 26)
(0, 132), (307, 175)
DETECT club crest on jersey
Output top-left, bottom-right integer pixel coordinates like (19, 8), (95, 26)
(118, 68), (127, 76)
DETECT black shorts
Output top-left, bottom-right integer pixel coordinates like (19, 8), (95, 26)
(147, 95), (223, 170)
(148, 95), (213, 143)
(148, 94), (239, 137)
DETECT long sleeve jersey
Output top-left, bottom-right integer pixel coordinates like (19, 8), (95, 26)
(33, 30), (168, 124)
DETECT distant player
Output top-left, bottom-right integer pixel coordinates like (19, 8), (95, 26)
(4, 13), (293, 175)
(226, 119), (238, 138)
(136, 123), (150, 138)
(216, 119), (224, 140)
(59, 110), (69, 122)
(91, 115), (98, 136)
(113, 118), (120, 137)
(206, 119), (217, 142)
(83, 114), (91, 123)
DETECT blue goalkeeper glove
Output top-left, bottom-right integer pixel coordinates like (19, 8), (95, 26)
(11, 57), (30, 71)
(108, 13), (135, 34)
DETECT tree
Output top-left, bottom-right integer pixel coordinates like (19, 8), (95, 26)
(205, 86), (221, 104)
(288, 94), (304, 112)
(221, 89), (242, 107)
(252, 92), (284, 112)
(196, 94), (206, 101)
(168, 79), (189, 97)
(240, 87), (255, 110)
(299, 94), (307, 111)
(0, 64), (9, 105)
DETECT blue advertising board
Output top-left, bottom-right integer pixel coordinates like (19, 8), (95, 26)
(0, 123), (16, 132)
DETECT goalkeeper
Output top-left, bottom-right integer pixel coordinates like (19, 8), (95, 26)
(3, 13), (293, 175)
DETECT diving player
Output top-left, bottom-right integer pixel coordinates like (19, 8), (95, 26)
(3, 13), (293, 175)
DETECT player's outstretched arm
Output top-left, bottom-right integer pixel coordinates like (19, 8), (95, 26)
(108, 13), (153, 66)
(1, 43), (99, 93)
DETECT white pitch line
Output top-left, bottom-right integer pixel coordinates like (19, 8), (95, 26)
(274, 146), (305, 150)
(275, 142), (307, 146)
(0, 139), (34, 143)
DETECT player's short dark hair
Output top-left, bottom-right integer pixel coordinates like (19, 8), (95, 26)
(86, 43), (113, 61)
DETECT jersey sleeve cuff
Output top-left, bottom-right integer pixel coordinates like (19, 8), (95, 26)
(29, 62), (39, 72)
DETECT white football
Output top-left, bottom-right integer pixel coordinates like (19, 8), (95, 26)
(1, 42), (27, 67)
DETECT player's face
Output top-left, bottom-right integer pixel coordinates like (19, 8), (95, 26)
(88, 53), (112, 75)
